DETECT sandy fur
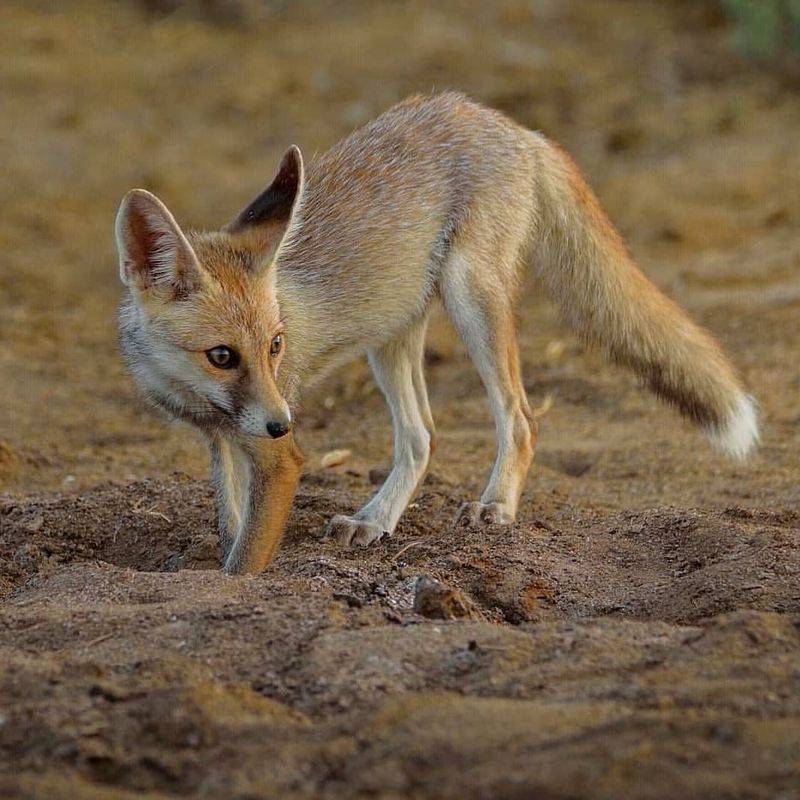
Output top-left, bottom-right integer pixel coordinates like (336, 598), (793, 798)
(116, 91), (758, 572)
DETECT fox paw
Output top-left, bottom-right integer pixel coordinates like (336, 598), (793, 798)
(456, 501), (515, 529)
(325, 515), (388, 547)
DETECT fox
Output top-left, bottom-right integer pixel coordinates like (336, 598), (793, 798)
(115, 91), (759, 575)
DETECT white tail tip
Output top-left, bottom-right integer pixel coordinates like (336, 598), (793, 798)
(709, 393), (760, 460)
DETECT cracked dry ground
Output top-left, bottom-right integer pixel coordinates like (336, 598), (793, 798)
(1, 1), (799, 798)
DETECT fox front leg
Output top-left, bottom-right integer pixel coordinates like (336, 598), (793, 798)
(210, 433), (304, 574)
(210, 437), (248, 562)
(325, 319), (435, 546)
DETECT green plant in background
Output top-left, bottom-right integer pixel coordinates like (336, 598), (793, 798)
(722, 0), (800, 57)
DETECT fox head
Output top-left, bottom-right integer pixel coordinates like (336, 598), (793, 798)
(115, 146), (304, 440)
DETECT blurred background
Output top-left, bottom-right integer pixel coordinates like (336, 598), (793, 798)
(1, 0), (798, 501)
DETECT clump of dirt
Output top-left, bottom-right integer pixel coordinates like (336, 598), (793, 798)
(3, 476), (799, 626)
(0, 476), (218, 592)
(1, 476), (799, 797)
(1, 0), (799, 797)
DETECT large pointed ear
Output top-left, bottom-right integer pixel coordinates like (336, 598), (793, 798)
(224, 145), (304, 269)
(115, 189), (203, 295)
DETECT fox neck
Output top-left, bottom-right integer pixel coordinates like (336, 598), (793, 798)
(270, 277), (317, 408)
(273, 265), (371, 406)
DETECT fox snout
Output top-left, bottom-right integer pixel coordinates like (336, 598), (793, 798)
(244, 413), (292, 439)
(237, 399), (293, 440)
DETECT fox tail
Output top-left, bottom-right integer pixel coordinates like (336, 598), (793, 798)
(530, 135), (758, 458)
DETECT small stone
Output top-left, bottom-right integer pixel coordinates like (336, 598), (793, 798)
(413, 576), (482, 621)
(369, 468), (389, 485)
(24, 515), (44, 533)
(320, 449), (351, 469)
(14, 546), (38, 573)
(164, 553), (184, 572)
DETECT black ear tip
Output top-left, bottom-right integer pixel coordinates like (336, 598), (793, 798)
(226, 146), (304, 234)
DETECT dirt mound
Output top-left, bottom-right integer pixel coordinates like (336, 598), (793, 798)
(2, 520), (799, 798)
(4, 478), (798, 624)
(2, 479), (799, 797)
(0, 478), (214, 599)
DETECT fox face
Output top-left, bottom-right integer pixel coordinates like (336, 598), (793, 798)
(115, 147), (304, 440)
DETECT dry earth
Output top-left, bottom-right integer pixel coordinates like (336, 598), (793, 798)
(1, 1), (799, 798)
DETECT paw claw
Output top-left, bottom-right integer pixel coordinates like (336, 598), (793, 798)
(455, 502), (514, 529)
(324, 515), (388, 547)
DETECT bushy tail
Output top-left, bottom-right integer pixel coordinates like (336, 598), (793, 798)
(530, 134), (758, 458)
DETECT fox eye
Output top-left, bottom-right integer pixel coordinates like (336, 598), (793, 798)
(269, 334), (283, 357)
(206, 346), (239, 370)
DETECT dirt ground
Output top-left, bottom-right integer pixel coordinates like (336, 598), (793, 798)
(1, 1), (799, 797)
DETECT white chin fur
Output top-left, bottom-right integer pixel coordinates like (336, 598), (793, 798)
(709, 393), (760, 460)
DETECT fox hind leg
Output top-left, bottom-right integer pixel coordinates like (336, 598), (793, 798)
(325, 317), (434, 546)
(441, 251), (537, 527)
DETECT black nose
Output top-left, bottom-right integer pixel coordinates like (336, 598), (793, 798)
(266, 420), (291, 439)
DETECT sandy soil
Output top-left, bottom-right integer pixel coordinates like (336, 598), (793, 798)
(1, 1), (799, 797)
